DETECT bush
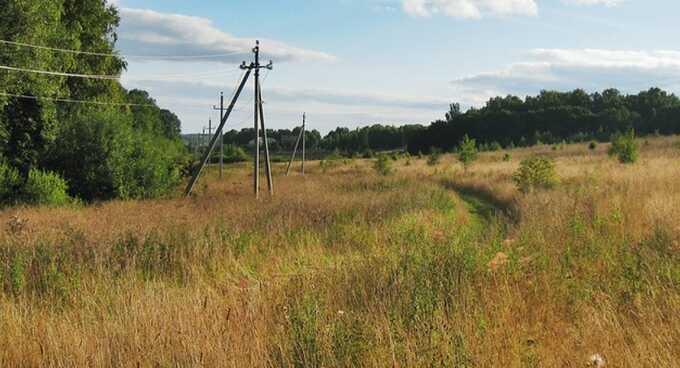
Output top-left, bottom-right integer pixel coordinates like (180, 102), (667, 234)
(0, 161), (21, 204)
(502, 153), (512, 162)
(458, 135), (478, 169)
(427, 148), (442, 166)
(21, 169), (70, 206)
(608, 130), (639, 164)
(46, 110), (185, 201)
(588, 141), (597, 150)
(512, 156), (559, 193)
(373, 154), (394, 176)
(222, 144), (249, 164)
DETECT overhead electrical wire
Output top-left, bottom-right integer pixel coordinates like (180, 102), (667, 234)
(0, 65), (120, 80)
(0, 92), (155, 107)
(0, 39), (247, 60)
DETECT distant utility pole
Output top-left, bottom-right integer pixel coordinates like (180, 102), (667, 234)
(213, 92), (225, 179)
(286, 113), (306, 176)
(184, 40), (273, 198)
(302, 113), (306, 176)
(241, 40), (274, 199)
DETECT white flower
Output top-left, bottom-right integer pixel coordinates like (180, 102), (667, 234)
(589, 353), (606, 367)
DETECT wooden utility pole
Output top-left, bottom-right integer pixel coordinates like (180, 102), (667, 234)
(241, 40), (274, 199)
(302, 113), (306, 176)
(185, 41), (272, 198)
(286, 113), (306, 176)
(184, 68), (253, 197)
(212, 92), (225, 179)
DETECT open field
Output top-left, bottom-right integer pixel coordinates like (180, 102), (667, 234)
(1, 137), (680, 367)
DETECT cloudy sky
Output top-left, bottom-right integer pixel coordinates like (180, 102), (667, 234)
(111, 0), (680, 133)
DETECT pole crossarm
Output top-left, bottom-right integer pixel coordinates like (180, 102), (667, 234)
(184, 68), (253, 197)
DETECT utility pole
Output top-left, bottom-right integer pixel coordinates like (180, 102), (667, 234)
(286, 113), (306, 176)
(302, 113), (306, 176)
(184, 41), (272, 198)
(212, 92), (225, 179)
(184, 68), (253, 197)
(241, 40), (273, 199)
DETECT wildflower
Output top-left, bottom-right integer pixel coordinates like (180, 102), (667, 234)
(488, 252), (509, 272)
(588, 353), (606, 367)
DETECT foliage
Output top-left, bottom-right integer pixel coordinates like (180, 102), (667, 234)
(0, 0), (126, 177)
(409, 88), (680, 154)
(458, 135), (478, 169)
(502, 153), (512, 162)
(0, 1), (185, 205)
(373, 154), (394, 176)
(512, 156), (559, 193)
(21, 169), (70, 206)
(221, 144), (250, 164)
(427, 148), (442, 166)
(608, 130), (639, 164)
(589, 141), (598, 150)
(0, 161), (21, 204)
(45, 110), (184, 201)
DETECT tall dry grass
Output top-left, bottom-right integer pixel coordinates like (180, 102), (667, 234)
(0, 137), (679, 367)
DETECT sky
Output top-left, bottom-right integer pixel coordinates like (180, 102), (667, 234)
(109, 0), (680, 134)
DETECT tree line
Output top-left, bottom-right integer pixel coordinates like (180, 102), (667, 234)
(219, 124), (424, 155)
(0, 0), (187, 205)
(278, 88), (680, 156)
(408, 88), (680, 154)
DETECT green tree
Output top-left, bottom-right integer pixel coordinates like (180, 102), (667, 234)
(373, 154), (393, 176)
(512, 156), (559, 193)
(608, 130), (639, 164)
(458, 135), (478, 170)
(45, 109), (184, 201)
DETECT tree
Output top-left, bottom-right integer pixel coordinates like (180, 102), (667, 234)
(45, 109), (184, 201)
(608, 130), (639, 164)
(445, 103), (462, 121)
(458, 135), (478, 170)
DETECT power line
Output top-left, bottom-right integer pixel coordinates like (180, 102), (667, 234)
(0, 92), (155, 107)
(0, 65), (119, 80)
(0, 39), (247, 60)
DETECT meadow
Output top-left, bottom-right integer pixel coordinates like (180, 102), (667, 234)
(1, 137), (680, 367)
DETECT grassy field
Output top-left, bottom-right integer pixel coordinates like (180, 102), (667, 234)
(1, 137), (680, 367)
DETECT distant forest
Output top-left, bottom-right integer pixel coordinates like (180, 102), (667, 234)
(218, 87), (680, 155)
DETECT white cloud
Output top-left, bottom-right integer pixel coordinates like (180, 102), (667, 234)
(402, 0), (538, 19)
(564, 0), (625, 6)
(116, 8), (335, 63)
(451, 49), (680, 106)
(401, 0), (625, 19)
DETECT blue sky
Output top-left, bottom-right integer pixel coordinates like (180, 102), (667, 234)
(111, 0), (680, 133)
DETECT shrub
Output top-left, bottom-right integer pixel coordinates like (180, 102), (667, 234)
(222, 144), (249, 163)
(512, 156), (559, 193)
(0, 161), (21, 204)
(458, 135), (478, 170)
(46, 110), (185, 201)
(373, 154), (394, 176)
(21, 169), (70, 206)
(488, 141), (502, 151)
(588, 141), (597, 150)
(608, 130), (639, 164)
(502, 153), (511, 162)
(427, 148), (442, 166)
